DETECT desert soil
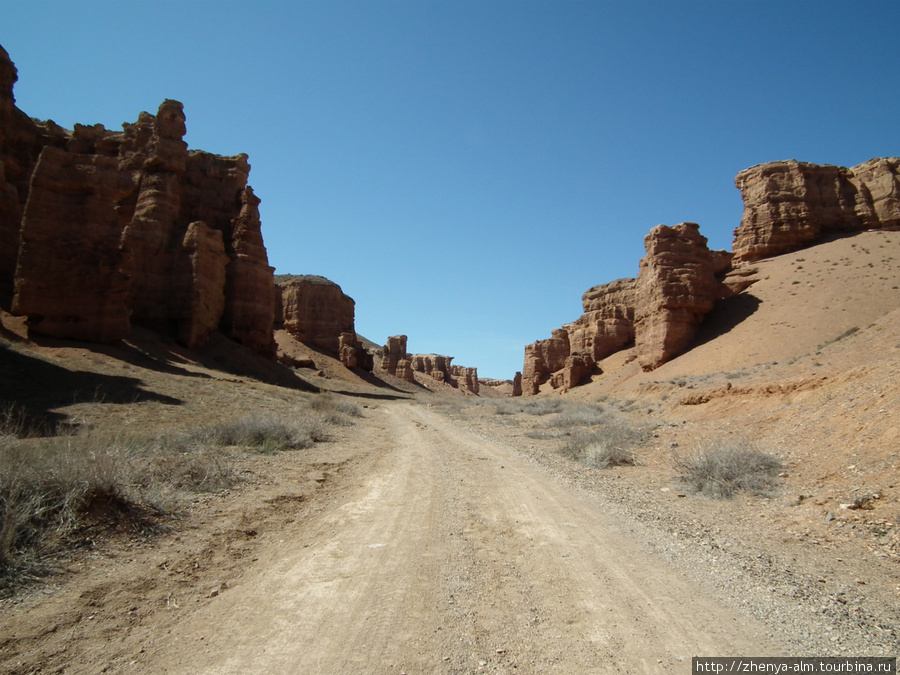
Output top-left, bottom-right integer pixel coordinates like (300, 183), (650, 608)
(0, 402), (778, 674)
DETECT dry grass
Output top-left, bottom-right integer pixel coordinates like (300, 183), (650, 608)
(673, 440), (783, 499)
(0, 392), (363, 592)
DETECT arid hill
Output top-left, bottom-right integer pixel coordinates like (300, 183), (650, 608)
(522, 157), (899, 393)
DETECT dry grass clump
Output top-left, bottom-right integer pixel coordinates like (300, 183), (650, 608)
(673, 440), (783, 499)
(193, 413), (326, 453)
(559, 421), (644, 469)
(0, 392), (363, 591)
(493, 398), (564, 416)
(546, 403), (611, 428)
(0, 430), (215, 591)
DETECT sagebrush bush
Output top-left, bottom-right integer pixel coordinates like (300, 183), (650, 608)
(673, 440), (783, 498)
(546, 404), (610, 428)
(559, 421), (643, 468)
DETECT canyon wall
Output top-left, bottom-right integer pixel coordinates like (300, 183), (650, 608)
(733, 158), (900, 263)
(274, 275), (372, 371)
(1, 47), (276, 354)
(522, 222), (727, 392)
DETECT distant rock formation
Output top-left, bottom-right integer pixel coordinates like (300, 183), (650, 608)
(733, 158), (900, 263)
(634, 222), (723, 371)
(410, 354), (453, 383)
(381, 335), (415, 382)
(522, 222), (728, 390)
(450, 365), (480, 395)
(1, 47), (276, 354)
(378, 334), (478, 392)
(274, 275), (372, 371)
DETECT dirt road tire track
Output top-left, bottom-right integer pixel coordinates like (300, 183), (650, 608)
(130, 403), (783, 674)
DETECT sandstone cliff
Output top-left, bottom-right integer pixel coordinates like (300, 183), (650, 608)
(274, 275), (372, 371)
(378, 334), (478, 392)
(522, 222), (728, 392)
(633, 222), (723, 371)
(733, 158), (900, 263)
(1, 46), (277, 354)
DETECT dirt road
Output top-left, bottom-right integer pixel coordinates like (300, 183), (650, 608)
(115, 402), (781, 674)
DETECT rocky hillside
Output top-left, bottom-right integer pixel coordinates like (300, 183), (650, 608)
(522, 157), (900, 394)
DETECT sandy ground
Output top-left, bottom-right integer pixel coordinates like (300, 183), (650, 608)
(2, 402), (794, 675)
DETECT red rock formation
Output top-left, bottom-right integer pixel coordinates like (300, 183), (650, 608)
(338, 332), (374, 371)
(634, 222), (721, 371)
(522, 329), (570, 395)
(512, 371), (523, 397)
(277, 276), (355, 353)
(1, 46), (278, 353)
(0, 46), (68, 303)
(222, 186), (276, 356)
(733, 158), (900, 263)
(381, 335), (415, 382)
(450, 365), (480, 394)
(409, 354), (453, 383)
(565, 278), (636, 362)
(11, 147), (135, 341)
(177, 221), (228, 348)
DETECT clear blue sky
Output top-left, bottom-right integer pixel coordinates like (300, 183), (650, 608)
(4, 1), (898, 379)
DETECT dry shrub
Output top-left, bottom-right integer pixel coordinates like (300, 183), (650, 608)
(0, 429), (237, 591)
(493, 398), (564, 416)
(194, 411), (328, 452)
(559, 421), (643, 469)
(546, 403), (610, 428)
(673, 440), (783, 498)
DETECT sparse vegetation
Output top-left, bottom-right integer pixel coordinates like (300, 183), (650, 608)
(673, 440), (783, 499)
(0, 392), (363, 592)
(559, 424), (642, 469)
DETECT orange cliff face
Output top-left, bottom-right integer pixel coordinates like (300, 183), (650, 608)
(0, 47), (276, 355)
(520, 155), (899, 395)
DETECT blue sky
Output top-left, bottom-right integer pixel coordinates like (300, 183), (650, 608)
(3, 1), (898, 379)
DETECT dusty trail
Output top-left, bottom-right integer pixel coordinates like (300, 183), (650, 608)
(128, 402), (782, 674)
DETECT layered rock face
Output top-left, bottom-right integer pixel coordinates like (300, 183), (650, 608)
(522, 329), (571, 395)
(278, 276), (354, 352)
(522, 279), (638, 394)
(633, 222), (722, 371)
(0, 46), (68, 303)
(1, 47), (277, 353)
(275, 275), (372, 371)
(565, 278), (636, 362)
(410, 354), (453, 383)
(733, 158), (900, 263)
(450, 366), (480, 395)
(522, 222), (726, 391)
(381, 335), (415, 382)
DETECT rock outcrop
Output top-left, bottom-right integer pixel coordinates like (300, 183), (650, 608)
(733, 158), (900, 263)
(522, 329), (571, 395)
(450, 365), (480, 395)
(381, 335), (415, 382)
(0, 46), (69, 304)
(522, 222), (728, 391)
(277, 276), (354, 353)
(565, 278), (637, 362)
(634, 222), (722, 371)
(274, 275), (372, 370)
(1, 47), (277, 354)
(512, 372), (523, 397)
(410, 354), (453, 383)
